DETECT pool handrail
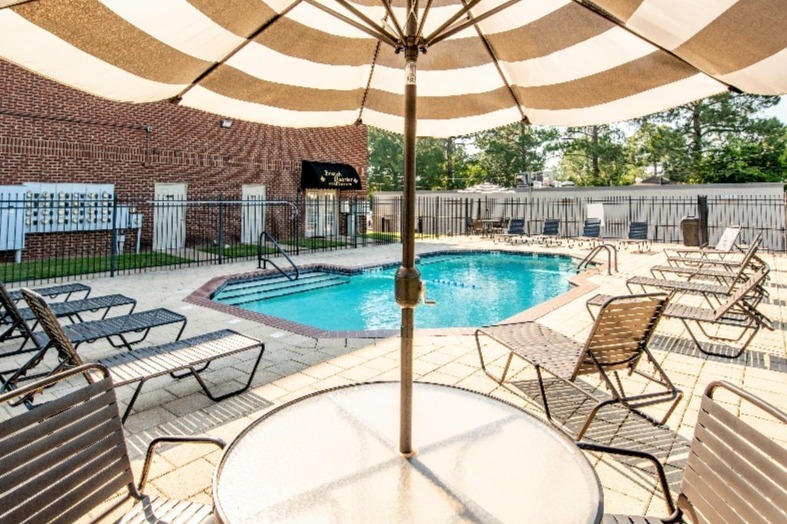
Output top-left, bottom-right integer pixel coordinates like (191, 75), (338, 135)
(258, 231), (300, 281)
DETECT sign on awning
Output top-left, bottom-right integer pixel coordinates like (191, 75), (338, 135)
(301, 161), (362, 190)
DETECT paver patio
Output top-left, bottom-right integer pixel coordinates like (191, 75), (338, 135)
(2, 236), (785, 522)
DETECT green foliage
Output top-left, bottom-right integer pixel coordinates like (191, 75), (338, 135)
(367, 94), (786, 191)
(472, 123), (559, 186)
(555, 125), (633, 186)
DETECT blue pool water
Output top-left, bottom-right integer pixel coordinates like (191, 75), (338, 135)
(213, 252), (575, 331)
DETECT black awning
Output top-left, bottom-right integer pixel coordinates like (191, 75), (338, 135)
(301, 160), (362, 190)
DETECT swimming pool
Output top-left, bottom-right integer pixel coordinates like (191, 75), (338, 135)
(212, 251), (575, 332)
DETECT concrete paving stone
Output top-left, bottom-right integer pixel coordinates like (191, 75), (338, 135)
(5, 239), (786, 519)
(273, 371), (321, 392)
(152, 457), (217, 500)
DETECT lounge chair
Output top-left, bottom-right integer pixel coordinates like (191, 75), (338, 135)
(0, 282), (136, 352)
(568, 218), (602, 248)
(587, 267), (771, 359)
(465, 217), (484, 235)
(617, 221), (651, 251)
(3, 281), (91, 303)
(0, 363), (227, 523)
(494, 218), (526, 243)
(649, 236), (765, 285)
(0, 288), (186, 392)
(578, 380), (787, 524)
(663, 232), (762, 270)
(526, 218), (561, 246)
(20, 288), (265, 421)
(664, 224), (741, 260)
(475, 293), (682, 440)
(627, 252), (769, 311)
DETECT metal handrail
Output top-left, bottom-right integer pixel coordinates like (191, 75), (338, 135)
(577, 243), (617, 275)
(258, 231), (299, 281)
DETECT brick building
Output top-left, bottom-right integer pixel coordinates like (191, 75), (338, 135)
(0, 59), (368, 260)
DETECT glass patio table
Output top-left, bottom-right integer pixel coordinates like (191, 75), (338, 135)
(213, 382), (603, 523)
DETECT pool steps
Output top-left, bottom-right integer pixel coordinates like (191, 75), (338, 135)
(214, 272), (350, 305)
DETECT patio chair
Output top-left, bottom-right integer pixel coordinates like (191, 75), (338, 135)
(0, 363), (226, 524)
(664, 224), (742, 260)
(0, 282), (136, 352)
(475, 293), (682, 440)
(577, 380), (787, 524)
(526, 218), (561, 246)
(465, 217), (485, 235)
(0, 288), (186, 393)
(494, 218), (526, 243)
(617, 221), (651, 251)
(18, 288), (265, 422)
(568, 218), (602, 248)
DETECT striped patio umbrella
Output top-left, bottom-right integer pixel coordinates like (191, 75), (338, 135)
(2, 0), (784, 454)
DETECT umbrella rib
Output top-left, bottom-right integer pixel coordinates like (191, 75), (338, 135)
(450, 0), (528, 124)
(424, 0), (518, 47)
(569, 0), (741, 92)
(380, 0), (406, 42)
(172, 0), (305, 102)
(311, 0), (399, 48)
(422, 0), (485, 46)
(414, 0), (436, 44)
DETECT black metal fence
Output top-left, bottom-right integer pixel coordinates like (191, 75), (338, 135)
(0, 195), (399, 286)
(2, 192), (785, 286)
(373, 194), (787, 252)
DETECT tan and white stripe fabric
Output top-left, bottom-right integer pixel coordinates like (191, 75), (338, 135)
(0, 0), (784, 137)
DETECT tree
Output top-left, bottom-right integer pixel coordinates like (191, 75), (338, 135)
(367, 128), (403, 192)
(555, 125), (633, 186)
(637, 93), (785, 182)
(472, 122), (558, 187)
(629, 123), (690, 182)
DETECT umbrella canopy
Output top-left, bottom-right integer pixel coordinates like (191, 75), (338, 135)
(2, 0), (785, 455)
(0, 0), (784, 138)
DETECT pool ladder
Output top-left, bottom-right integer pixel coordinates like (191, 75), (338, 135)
(258, 231), (300, 281)
(577, 243), (617, 275)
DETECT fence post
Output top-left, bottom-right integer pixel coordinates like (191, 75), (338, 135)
(110, 194), (118, 278)
(697, 195), (708, 247)
(218, 195), (225, 264)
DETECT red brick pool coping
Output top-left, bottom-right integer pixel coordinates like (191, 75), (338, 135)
(185, 251), (601, 339)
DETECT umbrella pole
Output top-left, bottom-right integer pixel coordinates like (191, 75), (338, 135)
(395, 27), (421, 457)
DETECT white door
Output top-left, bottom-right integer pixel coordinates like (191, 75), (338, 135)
(153, 183), (187, 250)
(305, 190), (337, 238)
(242, 185), (266, 244)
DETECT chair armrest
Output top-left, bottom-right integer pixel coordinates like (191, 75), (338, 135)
(138, 435), (226, 492)
(576, 441), (680, 520)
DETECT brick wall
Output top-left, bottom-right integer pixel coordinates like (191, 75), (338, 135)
(0, 59), (368, 201)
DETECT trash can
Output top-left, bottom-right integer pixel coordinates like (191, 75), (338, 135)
(681, 216), (700, 246)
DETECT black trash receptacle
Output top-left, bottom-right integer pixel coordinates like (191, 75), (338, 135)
(681, 216), (700, 246)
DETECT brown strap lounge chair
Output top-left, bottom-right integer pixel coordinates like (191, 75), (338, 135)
(664, 225), (742, 260)
(578, 380), (787, 524)
(0, 363), (226, 524)
(475, 293), (682, 440)
(653, 233), (763, 278)
(587, 267), (772, 359)
(19, 288), (265, 422)
(627, 250), (769, 311)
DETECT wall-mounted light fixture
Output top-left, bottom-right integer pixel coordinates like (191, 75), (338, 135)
(220, 118), (233, 128)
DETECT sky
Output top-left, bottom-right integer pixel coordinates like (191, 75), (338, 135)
(758, 96), (786, 123)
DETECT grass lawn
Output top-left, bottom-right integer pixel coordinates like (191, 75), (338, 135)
(0, 252), (191, 282)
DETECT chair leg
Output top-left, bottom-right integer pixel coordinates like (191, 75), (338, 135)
(190, 345), (265, 402)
